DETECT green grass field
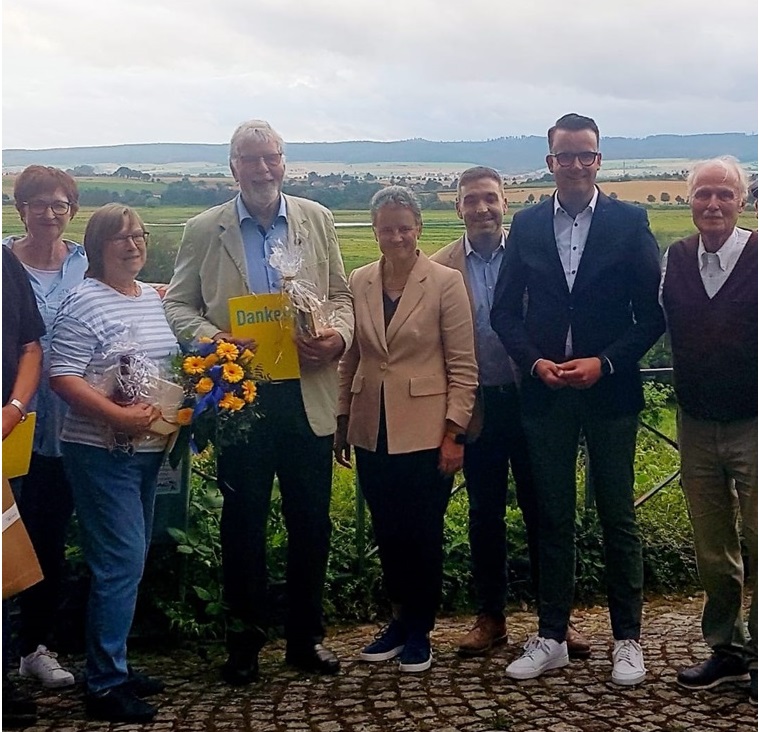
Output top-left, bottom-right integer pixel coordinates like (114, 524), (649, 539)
(2, 203), (755, 280)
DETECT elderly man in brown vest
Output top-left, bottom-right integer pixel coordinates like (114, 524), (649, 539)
(661, 156), (757, 704)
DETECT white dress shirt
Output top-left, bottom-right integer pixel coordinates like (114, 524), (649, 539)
(553, 187), (599, 356)
(660, 226), (752, 302)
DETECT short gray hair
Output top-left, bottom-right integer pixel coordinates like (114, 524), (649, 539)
(229, 119), (285, 160)
(370, 186), (422, 225)
(687, 156), (748, 200)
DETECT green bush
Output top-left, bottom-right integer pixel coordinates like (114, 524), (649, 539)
(139, 382), (698, 640)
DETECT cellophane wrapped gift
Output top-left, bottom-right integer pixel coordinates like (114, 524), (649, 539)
(268, 237), (337, 338)
(90, 327), (178, 452)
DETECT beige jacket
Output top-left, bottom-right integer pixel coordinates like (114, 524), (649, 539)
(164, 195), (354, 436)
(337, 251), (477, 454)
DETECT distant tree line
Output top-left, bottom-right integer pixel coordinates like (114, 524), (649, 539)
(63, 173), (457, 210)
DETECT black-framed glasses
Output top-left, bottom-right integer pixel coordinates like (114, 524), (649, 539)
(235, 152), (283, 167)
(109, 231), (149, 245)
(549, 151), (600, 168)
(23, 200), (72, 215)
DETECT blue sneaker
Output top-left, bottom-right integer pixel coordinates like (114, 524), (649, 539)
(398, 632), (432, 673)
(360, 620), (407, 662)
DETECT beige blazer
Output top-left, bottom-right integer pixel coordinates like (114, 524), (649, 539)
(164, 195), (354, 437)
(337, 251), (477, 454)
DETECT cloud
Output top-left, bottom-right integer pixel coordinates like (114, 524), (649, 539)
(2, 0), (757, 149)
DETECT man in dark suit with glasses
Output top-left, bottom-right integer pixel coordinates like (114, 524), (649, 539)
(491, 113), (664, 687)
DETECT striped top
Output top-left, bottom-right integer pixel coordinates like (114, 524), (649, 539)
(49, 278), (179, 451)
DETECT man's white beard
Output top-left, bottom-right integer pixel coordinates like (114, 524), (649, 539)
(245, 181), (281, 210)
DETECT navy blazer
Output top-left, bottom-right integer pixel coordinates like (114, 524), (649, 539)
(490, 191), (665, 417)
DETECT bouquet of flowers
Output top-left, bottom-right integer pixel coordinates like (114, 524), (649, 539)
(171, 337), (266, 462)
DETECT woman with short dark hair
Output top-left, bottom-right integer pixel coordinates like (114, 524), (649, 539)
(3, 165), (86, 689)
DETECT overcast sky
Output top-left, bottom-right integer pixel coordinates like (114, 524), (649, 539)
(2, 0), (757, 150)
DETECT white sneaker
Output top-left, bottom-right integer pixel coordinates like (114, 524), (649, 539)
(19, 645), (75, 688)
(612, 639), (646, 686)
(505, 635), (569, 680)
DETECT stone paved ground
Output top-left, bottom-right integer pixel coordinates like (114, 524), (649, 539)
(11, 595), (757, 732)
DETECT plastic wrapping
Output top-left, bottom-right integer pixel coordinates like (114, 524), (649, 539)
(90, 326), (167, 453)
(268, 237), (336, 337)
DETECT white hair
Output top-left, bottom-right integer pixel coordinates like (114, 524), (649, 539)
(686, 156), (748, 200)
(229, 120), (285, 160)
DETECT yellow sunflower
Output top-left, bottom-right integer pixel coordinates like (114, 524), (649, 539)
(195, 377), (214, 395)
(176, 408), (194, 426)
(219, 393), (245, 411)
(222, 362), (244, 383)
(216, 342), (239, 362)
(182, 356), (206, 375)
(242, 380), (257, 404)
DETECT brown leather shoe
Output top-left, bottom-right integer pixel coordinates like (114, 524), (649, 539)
(457, 614), (507, 657)
(566, 621), (591, 659)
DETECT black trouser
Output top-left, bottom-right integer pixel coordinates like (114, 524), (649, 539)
(463, 385), (540, 616)
(355, 424), (452, 634)
(217, 381), (333, 654)
(16, 454), (74, 657)
(522, 389), (643, 642)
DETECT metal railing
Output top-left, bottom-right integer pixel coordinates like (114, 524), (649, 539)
(186, 368), (679, 574)
(352, 367), (679, 568)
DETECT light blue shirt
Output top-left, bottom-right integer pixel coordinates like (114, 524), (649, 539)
(464, 234), (515, 386)
(236, 194), (288, 293)
(2, 236), (88, 457)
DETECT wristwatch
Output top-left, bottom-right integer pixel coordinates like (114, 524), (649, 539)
(446, 430), (467, 445)
(9, 398), (27, 421)
(599, 357), (612, 377)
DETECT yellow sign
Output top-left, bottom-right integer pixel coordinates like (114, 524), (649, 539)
(228, 293), (301, 380)
(2, 412), (37, 479)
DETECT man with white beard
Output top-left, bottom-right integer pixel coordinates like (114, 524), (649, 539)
(164, 119), (354, 687)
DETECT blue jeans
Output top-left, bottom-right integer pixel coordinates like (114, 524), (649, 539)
(61, 442), (163, 693)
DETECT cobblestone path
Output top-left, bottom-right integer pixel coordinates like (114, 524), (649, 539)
(13, 595), (756, 731)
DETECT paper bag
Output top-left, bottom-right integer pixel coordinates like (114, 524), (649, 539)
(2, 477), (43, 599)
(148, 378), (185, 436)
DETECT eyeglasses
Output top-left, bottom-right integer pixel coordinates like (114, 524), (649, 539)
(23, 200), (72, 215)
(108, 231), (149, 245)
(548, 151), (600, 168)
(235, 153), (284, 167)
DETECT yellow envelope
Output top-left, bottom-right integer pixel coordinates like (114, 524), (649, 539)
(228, 293), (301, 380)
(2, 412), (37, 479)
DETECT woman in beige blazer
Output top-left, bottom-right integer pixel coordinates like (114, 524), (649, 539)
(334, 187), (477, 673)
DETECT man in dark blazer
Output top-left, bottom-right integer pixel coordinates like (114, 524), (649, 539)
(491, 113), (664, 686)
(431, 166), (590, 660)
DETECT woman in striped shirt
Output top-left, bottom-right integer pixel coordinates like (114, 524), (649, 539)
(50, 204), (178, 724)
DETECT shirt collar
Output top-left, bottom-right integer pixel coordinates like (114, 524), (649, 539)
(2, 235), (86, 258)
(697, 226), (741, 271)
(236, 193), (287, 226)
(463, 232), (506, 259)
(553, 186), (599, 217)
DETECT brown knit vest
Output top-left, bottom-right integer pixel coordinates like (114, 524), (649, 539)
(662, 231), (757, 421)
